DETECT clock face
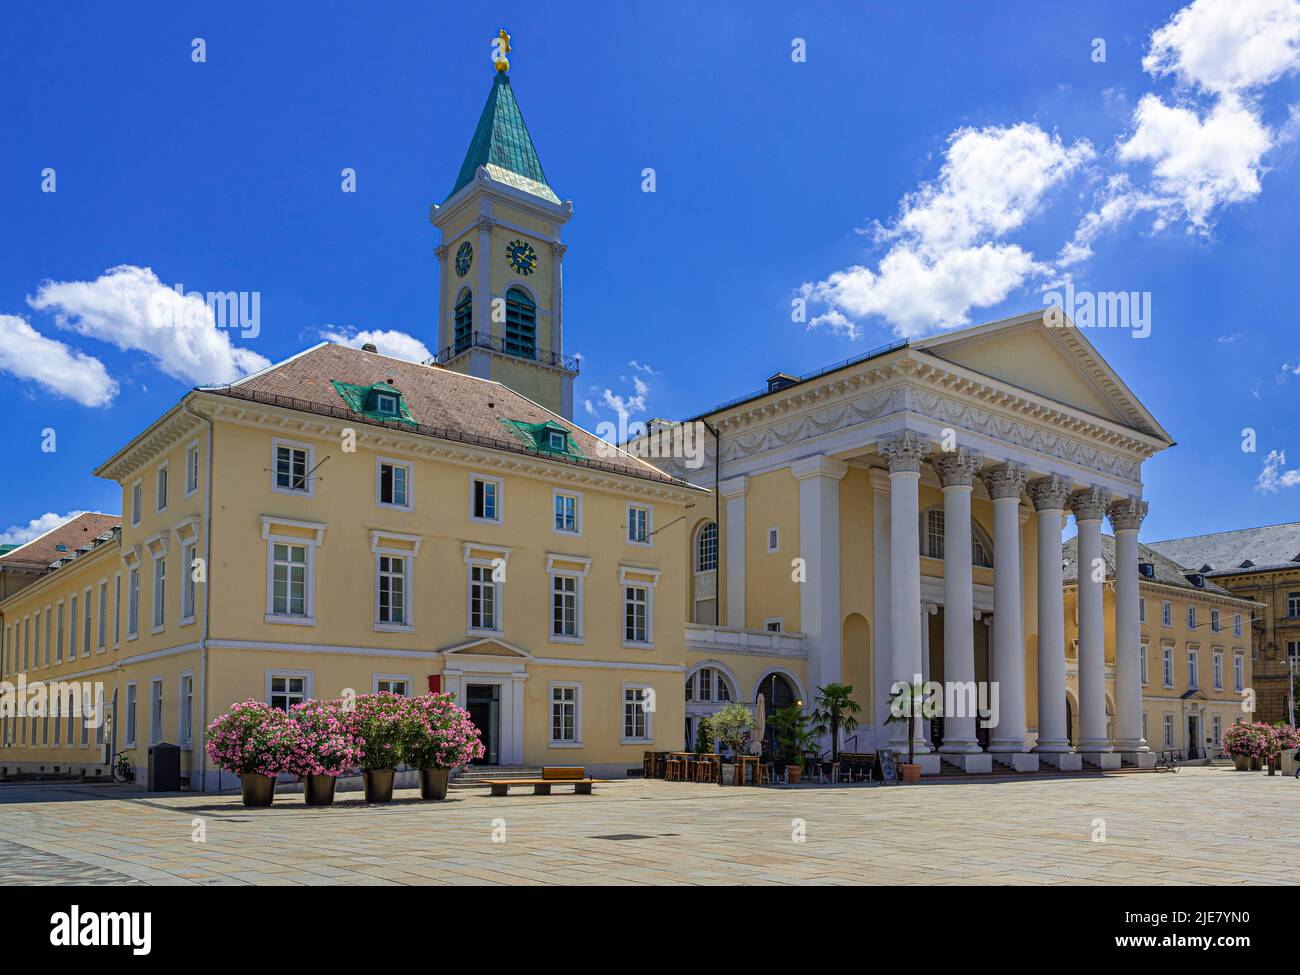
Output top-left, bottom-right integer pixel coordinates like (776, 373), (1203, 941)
(454, 240), (472, 277)
(506, 238), (539, 276)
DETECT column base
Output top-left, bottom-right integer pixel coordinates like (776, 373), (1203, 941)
(1123, 751), (1157, 769)
(1038, 751), (1083, 771)
(1077, 738), (1112, 753)
(1114, 740), (1148, 753)
(991, 752), (1040, 773)
(1080, 751), (1122, 770)
(938, 737), (983, 755)
(1034, 738), (1072, 753)
(986, 739), (1031, 754)
(945, 752), (992, 773)
(916, 753), (942, 776)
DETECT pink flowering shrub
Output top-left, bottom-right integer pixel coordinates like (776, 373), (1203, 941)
(1222, 721), (1274, 759)
(1272, 723), (1300, 753)
(206, 699), (295, 776)
(345, 692), (408, 770)
(287, 699), (363, 778)
(402, 692), (484, 769)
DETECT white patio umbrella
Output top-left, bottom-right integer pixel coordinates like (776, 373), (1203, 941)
(751, 694), (766, 755)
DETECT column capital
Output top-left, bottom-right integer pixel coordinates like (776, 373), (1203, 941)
(932, 447), (982, 488)
(879, 433), (930, 474)
(791, 455), (847, 482)
(980, 462), (1030, 500)
(718, 475), (749, 499)
(1107, 496), (1149, 533)
(434, 244), (450, 261)
(475, 216), (495, 234)
(549, 241), (568, 259)
(1070, 486), (1112, 522)
(1028, 474), (1073, 512)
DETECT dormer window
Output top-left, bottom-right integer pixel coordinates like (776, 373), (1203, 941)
(548, 430), (566, 451)
(1239, 560), (1254, 569)
(375, 393), (398, 416)
(1138, 561), (1155, 579)
(1187, 573), (1205, 588)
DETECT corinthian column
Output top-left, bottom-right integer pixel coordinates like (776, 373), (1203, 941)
(1071, 486), (1112, 756)
(1109, 496), (1150, 762)
(933, 448), (982, 755)
(880, 433), (930, 757)
(1029, 475), (1073, 757)
(981, 463), (1032, 758)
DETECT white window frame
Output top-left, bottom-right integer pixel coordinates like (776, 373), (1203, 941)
(261, 519), (325, 626)
(374, 550), (413, 632)
(547, 556), (588, 644)
(126, 565), (140, 640)
(372, 674), (413, 696)
(1187, 648), (1199, 690)
(1161, 600), (1172, 627)
(180, 541), (197, 625)
(1233, 652), (1244, 692)
(55, 600), (64, 662)
(96, 578), (108, 651)
(619, 566), (658, 649)
(1212, 650), (1223, 690)
(1139, 642), (1148, 685)
(265, 670), (313, 712)
(1161, 646), (1174, 688)
(178, 671), (194, 747)
(763, 617), (785, 633)
(150, 555), (166, 634)
(272, 437), (316, 497)
(375, 392), (399, 416)
(1210, 608), (1220, 633)
(1187, 605), (1197, 630)
(130, 479), (142, 527)
(1233, 613), (1243, 637)
(1163, 714), (1174, 748)
(376, 456), (413, 512)
(626, 503), (652, 546)
(83, 585), (93, 653)
(767, 526), (779, 553)
(470, 473), (503, 524)
(621, 683), (654, 743)
(548, 681), (583, 747)
(156, 462), (169, 514)
(464, 547), (508, 636)
(1139, 598), (1146, 624)
(113, 573), (121, 648)
(552, 489), (582, 536)
(185, 440), (200, 497)
(149, 677), (164, 745)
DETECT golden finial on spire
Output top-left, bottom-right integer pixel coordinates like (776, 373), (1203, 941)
(493, 28), (511, 73)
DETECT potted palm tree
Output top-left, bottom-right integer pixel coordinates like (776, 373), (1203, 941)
(811, 683), (861, 765)
(708, 702), (754, 785)
(770, 705), (817, 784)
(885, 682), (926, 783)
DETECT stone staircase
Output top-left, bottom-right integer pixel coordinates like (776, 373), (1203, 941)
(449, 766), (544, 791)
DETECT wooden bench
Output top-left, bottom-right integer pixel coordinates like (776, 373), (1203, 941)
(482, 766), (596, 797)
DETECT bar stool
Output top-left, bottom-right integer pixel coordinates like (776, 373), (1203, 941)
(757, 762), (772, 786)
(643, 751), (654, 778)
(666, 755), (684, 781)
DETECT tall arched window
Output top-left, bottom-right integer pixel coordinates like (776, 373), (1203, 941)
(454, 289), (473, 353)
(920, 507), (994, 568)
(692, 521), (718, 625)
(504, 287), (536, 358)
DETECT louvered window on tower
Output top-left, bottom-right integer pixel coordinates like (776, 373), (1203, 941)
(505, 287), (536, 358)
(454, 289), (473, 353)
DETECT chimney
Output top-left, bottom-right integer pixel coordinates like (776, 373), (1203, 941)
(767, 372), (799, 393)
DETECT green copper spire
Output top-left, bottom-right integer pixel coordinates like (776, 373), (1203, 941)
(448, 72), (559, 205)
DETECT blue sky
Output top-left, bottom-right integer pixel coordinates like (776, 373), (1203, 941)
(2, 0), (1299, 546)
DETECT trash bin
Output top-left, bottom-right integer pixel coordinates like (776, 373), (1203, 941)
(147, 742), (181, 792)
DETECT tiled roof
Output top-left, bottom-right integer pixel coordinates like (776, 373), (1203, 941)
(219, 343), (683, 486)
(1148, 521), (1300, 576)
(0, 513), (121, 570)
(1062, 533), (1233, 597)
(449, 73), (559, 204)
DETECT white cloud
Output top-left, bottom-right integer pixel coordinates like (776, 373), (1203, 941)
(1256, 448), (1300, 491)
(1117, 93), (1274, 230)
(0, 510), (87, 546)
(0, 314), (118, 407)
(628, 360), (659, 375)
(320, 326), (432, 363)
(28, 265), (270, 386)
(801, 124), (1092, 338)
(1144, 0), (1300, 95)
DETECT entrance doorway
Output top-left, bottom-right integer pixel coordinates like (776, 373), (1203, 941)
(466, 684), (500, 765)
(755, 672), (797, 757)
(1187, 714), (1199, 760)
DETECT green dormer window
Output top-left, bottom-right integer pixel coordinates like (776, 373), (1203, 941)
(499, 418), (584, 459)
(331, 380), (418, 427)
(375, 393), (398, 415)
(547, 430), (566, 451)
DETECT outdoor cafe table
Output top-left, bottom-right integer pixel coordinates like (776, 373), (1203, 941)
(734, 754), (760, 785)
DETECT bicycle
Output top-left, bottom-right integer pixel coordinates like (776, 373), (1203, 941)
(1154, 750), (1181, 773)
(111, 750), (133, 784)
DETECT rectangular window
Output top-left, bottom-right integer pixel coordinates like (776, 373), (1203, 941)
(469, 565), (497, 631)
(375, 678), (409, 695)
(1233, 613), (1243, 637)
(1233, 654), (1244, 692)
(624, 586), (649, 644)
(274, 443), (311, 493)
(125, 684), (137, 747)
(627, 505), (650, 544)
(150, 680), (163, 745)
(68, 597), (78, 659)
(35, 611), (43, 668)
(152, 558), (166, 630)
(181, 542), (197, 622)
(1212, 651), (1223, 690)
(271, 543), (308, 617)
(1139, 597), (1146, 624)
(127, 568), (140, 637)
(1187, 605), (1197, 630)
(156, 464), (168, 512)
(378, 461), (410, 508)
(1139, 643), (1148, 685)
(554, 492), (578, 533)
(552, 574), (578, 638)
(377, 555), (407, 626)
(1210, 608), (1220, 633)
(186, 442), (200, 496)
(81, 590), (91, 655)
(1187, 650), (1198, 689)
(269, 675), (306, 712)
(1290, 641), (1300, 660)
(179, 674), (194, 745)
(97, 581), (107, 650)
(472, 477), (499, 521)
(1162, 647), (1173, 687)
(56, 603), (64, 662)
(113, 574), (121, 646)
(1213, 715), (1222, 746)
(1289, 592), (1300, 618)
(1161, 601), (1172, 627)
(131, 481), (142, 526)
(768, 527), (780, 553)
(1163, 714), (1174, 748)
(551, 684), (579, 743)
(623, 687), (651, 741)
(54, 705), (62, 745)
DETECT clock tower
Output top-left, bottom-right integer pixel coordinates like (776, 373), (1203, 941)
(430, 30), (576, 419)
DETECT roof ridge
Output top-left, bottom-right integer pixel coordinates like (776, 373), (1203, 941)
(1150, 519), (1300, 545)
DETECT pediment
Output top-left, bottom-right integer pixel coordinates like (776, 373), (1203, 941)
(440, 637), (534, 659)
(912, 311), (1172, 444)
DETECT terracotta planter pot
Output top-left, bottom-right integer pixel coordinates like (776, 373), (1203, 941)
(363, 768), (395, 803)
(240, 772), (276, 807)
(786, 766), (802, 784)
(1234, 755), (1251, 771)
(900, 763), (922, 783)
(419, 767), (450, 800)
(304, 774), (337, 806)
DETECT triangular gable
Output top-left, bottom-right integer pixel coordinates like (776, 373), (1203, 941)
(913, 311), (1173, 444)
(440, 636), (534, 659)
